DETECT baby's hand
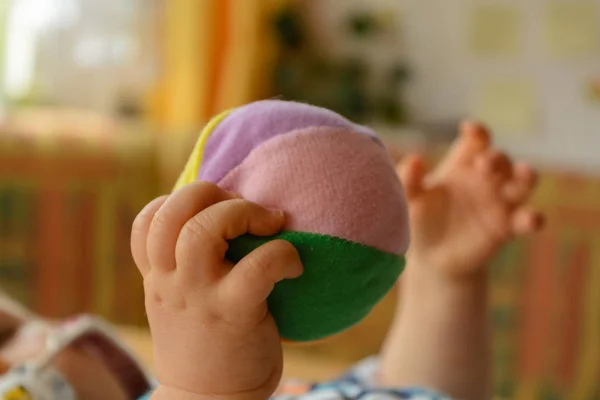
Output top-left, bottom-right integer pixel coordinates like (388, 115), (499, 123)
(131, 182), (302, 400)
(397, 122), (544, 278)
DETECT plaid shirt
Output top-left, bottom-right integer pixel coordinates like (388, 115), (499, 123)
(272, 358), (451, 400)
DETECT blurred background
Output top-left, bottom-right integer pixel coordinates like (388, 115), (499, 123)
(0, 1), (598, 399)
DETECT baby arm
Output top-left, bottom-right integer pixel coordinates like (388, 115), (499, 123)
(380, 123), (543, 400)
(130, 182), (303, 400)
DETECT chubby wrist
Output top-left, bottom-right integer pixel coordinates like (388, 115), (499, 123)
(150, 385), (269, 400)
(403, 252), (489, 288)
(400, 255), (489, 304)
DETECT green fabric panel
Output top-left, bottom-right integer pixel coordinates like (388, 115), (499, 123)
(226, 231), (405, 342)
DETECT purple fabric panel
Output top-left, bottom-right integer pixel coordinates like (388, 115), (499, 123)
(197, 100), (378, 183)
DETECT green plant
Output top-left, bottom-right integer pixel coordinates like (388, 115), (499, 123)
(272, 7), (411, 125)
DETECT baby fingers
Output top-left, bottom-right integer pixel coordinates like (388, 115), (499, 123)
(218, 239), (302, 323)
(146, 181), (235, 273)
(131, 195), (169, 277)
(175, 198), (287, 284)
(502, 163), (538, 206)
(511, 208), (545, 235)
(396, 155), (428, 200)
(474, 150), (512, 184)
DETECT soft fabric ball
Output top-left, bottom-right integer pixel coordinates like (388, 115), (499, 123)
(174, 100), (409, 342)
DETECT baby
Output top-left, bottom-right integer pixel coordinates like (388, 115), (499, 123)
(133, 121), (542, 400)
(0, 122), (542, 400)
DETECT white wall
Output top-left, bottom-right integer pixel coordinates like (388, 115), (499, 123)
(308, 0), (600, 172)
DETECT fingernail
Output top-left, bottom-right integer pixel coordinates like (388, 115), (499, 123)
(286, 260), (303, 279)
(272, 209), (285, 218)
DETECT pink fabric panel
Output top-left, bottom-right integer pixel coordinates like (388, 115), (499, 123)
(218, 127), (409, 255)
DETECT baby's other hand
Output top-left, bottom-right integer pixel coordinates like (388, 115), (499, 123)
(397, 121), (544, 279)
(131, 182), (302, 400)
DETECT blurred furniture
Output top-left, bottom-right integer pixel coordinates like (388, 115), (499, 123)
(0, 110), (159, 326)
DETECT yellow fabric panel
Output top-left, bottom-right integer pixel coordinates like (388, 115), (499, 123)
(174, 109), (232, 190)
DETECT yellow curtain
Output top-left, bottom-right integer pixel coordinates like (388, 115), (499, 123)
(151, 0), (289, 135)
